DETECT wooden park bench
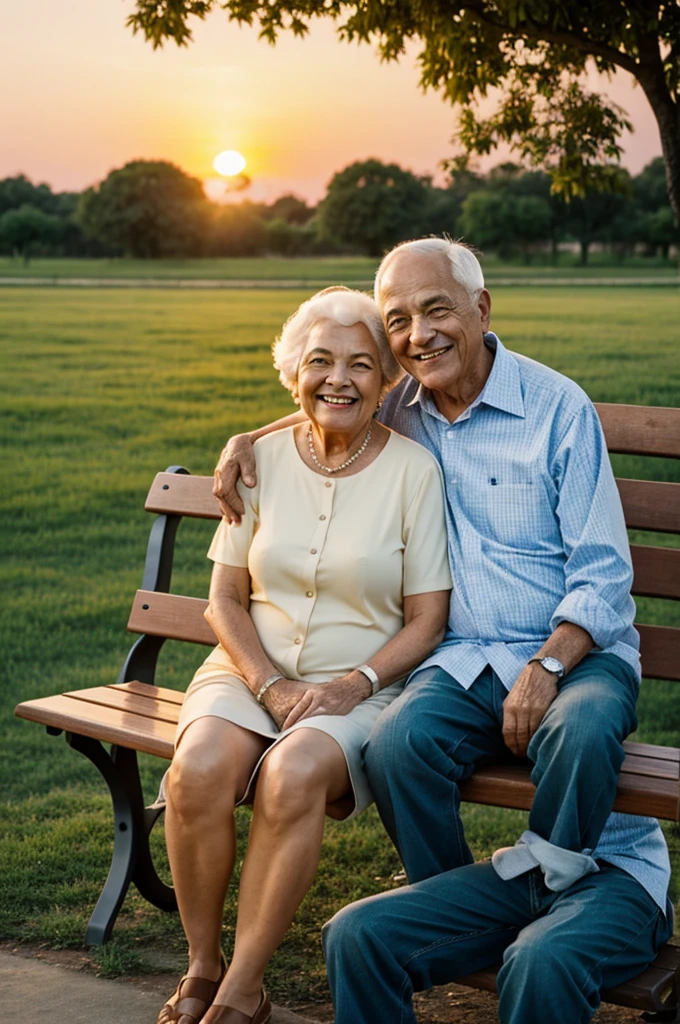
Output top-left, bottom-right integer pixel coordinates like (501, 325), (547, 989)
(14, 402), (680, 1020)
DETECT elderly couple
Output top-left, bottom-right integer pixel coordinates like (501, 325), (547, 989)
(157, 239), (671, 1024)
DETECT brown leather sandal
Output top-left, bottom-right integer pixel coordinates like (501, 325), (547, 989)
(157, 956), (228, 1024)
(201, 989), (271, 1024)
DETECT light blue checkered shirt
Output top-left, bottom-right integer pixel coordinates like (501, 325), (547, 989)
(379, 333), (641, 691)
(379, 336), (669, 910)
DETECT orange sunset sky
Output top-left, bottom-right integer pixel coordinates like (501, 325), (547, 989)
(2, 0), (663, 205)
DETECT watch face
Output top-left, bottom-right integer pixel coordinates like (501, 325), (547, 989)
(541, 657), (564, 675)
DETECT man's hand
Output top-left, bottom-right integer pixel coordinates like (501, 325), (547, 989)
(280, 673), (371, 730)
(502, 662), (559, 757)
(213, 433), (257, 523)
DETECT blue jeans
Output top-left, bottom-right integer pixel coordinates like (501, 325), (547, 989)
(364, 655), (639, 882)
(323, 861), (672, 1024)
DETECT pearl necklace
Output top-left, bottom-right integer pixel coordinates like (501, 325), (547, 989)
(308, 424), (372, 474)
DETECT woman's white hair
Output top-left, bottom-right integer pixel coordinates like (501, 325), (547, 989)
(272, 286), (403, 400)
(375, 237), (485, 303)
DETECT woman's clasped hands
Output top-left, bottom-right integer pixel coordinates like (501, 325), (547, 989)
(263, 673), (371, 730)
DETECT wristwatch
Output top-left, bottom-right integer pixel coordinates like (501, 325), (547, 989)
(529, 656), (565, 680)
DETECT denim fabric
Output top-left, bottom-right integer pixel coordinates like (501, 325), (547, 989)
(377, 333), (640, 687)
(365, 659), (639, 884)
(323, 861), (673, 1024)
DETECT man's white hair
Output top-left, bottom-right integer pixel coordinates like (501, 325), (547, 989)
(272, 286), (403, 400)
(374, 238), (485, 304)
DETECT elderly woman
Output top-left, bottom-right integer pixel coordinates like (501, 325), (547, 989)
(158, 287), (452, 1024)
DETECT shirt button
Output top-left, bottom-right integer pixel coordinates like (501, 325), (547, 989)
(306, 591), (313, 598)
(294, 636), (302, 645)
(325, 481), (332, 488)
(319, 514), (326, 520)
(310, 548), (317, 554)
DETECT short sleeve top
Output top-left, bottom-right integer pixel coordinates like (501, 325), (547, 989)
(207, 426), (452, 684)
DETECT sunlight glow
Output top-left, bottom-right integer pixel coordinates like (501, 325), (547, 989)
(213, 150), (247, 177)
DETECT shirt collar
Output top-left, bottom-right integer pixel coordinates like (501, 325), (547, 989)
(406, 332), (526, 423)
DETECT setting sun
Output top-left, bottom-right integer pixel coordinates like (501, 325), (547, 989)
(213, 150), (247, 177)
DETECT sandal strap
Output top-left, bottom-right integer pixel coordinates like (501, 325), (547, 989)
(159, 971), (224, 1024)
(177, 975), (222, 1004)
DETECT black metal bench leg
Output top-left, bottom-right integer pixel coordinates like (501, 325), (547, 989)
(66, 734), (176, 944)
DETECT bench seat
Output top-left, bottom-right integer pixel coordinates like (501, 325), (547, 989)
(15, 681), (680, 820)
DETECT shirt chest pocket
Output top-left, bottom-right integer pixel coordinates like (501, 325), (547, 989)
(464, 479), (555, 550)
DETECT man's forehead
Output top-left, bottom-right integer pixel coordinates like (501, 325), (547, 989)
(378, 251), (462, 312)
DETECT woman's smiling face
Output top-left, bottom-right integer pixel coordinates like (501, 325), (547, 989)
(296, 319), (384, 435)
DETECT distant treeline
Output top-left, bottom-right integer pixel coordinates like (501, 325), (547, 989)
(0, 156), (676, 265)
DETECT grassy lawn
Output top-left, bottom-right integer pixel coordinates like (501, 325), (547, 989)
(1, 285), (679, 1001)
(0, 253), (677, 285)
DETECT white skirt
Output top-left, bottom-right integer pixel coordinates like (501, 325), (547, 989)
(168, 657), (404, 819)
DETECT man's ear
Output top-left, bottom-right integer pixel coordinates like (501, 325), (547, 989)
(478, 289), (492, 332)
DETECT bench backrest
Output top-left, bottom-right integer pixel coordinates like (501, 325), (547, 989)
(125, 404), (680, 685)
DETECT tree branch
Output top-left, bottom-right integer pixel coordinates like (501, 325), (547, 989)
(457, 1), (640, 77)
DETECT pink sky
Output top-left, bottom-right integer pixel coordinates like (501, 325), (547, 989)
(2, 0), (663, 204)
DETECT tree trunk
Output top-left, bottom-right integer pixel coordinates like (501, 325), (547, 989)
(635, 37), (680, 223)
(579, 240), (589, 266)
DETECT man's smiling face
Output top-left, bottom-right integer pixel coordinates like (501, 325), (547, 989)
(377, 250), (492, 404)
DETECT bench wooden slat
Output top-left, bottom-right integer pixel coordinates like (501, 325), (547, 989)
(639, 624), (680, 682)
(617, 479), (680, 534)
(458, 762), (680, 820)
(596, 404), (680, 458)
(631, 545), (680, 599)
(624, 740), (680, 762)
(127, 591), (215, 646)
(14, 694), (176, 759)
(146, 473), (219, 519)
(621, 751), (680, 780)
(65, 686), (181, 725)
(116, 680), (185, 706)
(456, 943), (680, 1012)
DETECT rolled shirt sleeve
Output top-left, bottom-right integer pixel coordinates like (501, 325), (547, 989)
(549, 402), (637, 652)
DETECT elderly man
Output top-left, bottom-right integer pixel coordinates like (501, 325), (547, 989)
(215, 237), (640, 888)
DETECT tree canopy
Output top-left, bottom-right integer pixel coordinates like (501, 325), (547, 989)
(127, 1), (680, 220)
(317, 159), (430, 256)
(77, 160), (211, 258)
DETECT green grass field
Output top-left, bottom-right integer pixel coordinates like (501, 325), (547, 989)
(0, 253), (677, 285)
(1, 282), (679, 1000)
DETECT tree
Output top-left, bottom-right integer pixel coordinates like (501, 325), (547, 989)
(208, 201), (268, 256)
(76, 160), (211, 258)
(263, 194), (314, 225)
(639, 206), (679, 259)
(459, 190), (552, 261)
(0, 204), (64, 263)
(128, 1), (680, 221)
(561, 180), (632, 265)
(632, 156), (679, 257)
(0, 175), (57, 217)
(317, 159), (429, 256)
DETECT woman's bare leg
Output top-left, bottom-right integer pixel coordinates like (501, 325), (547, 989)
(209, 729), (351, 1016)
(164, 717), (268, 984)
